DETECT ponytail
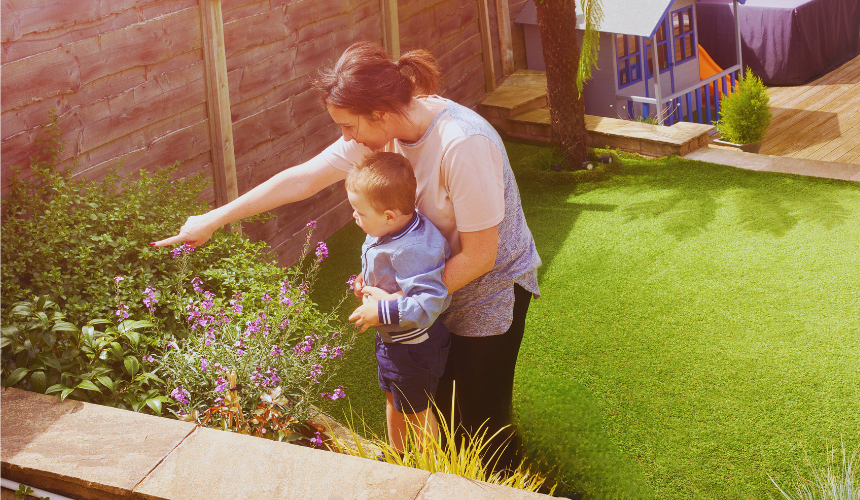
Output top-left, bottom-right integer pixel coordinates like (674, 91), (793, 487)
(312, 42), (441, 118)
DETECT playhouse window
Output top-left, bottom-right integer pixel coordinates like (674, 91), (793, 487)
(616, 34), (642, 88)
(645, 18), (669, 77)
(671, 7), (696, 63)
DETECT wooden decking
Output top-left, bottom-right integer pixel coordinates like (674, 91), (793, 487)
(760, 54), (860, 164)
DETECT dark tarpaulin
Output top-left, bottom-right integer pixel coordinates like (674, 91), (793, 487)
(696, 0), (860, 86)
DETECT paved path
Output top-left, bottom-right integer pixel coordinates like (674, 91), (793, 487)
(684, 145), (860, 182)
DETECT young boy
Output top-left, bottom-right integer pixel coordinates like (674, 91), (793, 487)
(346, 151), (451, 452)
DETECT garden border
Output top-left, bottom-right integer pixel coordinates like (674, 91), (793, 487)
(0, 388), (556, 500)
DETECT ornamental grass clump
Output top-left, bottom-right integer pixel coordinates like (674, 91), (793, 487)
(326, 389), (557, 494)
(769, 441), (858, 500)
(716, 67), (772, 145)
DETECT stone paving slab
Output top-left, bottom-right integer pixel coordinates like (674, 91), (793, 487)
(415, 473), (554, 500)
(134, 425), (430, 500)
(684, 146), (860, 182)
(0, 388), (196, 500)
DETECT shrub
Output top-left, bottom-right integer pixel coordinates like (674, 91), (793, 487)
(157, 248), (357, 427)
(716, 67), (772, 144)
(0, 295), (167, 413)
(0, 110), (284, 338)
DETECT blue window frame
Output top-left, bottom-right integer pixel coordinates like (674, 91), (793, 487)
(671, 6), (696, 64)
(645, 17), (670, 78)
(616, 33), (642, 88)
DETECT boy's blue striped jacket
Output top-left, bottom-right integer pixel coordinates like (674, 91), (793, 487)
(361, 211), (451, 344)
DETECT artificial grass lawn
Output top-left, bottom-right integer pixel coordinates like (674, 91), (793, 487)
(310, 144), (860, 499)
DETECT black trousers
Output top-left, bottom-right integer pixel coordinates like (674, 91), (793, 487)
(434, 283), (532, 471)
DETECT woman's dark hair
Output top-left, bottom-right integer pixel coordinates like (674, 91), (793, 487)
(312, 42), (441, 118)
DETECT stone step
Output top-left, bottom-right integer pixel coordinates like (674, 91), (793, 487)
(684, 145), (860, 181)
(502, 107), (714, 157)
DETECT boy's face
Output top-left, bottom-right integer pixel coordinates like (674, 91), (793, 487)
(347, 190), (395, 238)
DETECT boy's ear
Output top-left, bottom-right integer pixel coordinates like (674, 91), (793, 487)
(383, 209), (399, 224)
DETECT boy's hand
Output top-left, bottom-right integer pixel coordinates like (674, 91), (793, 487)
(352, 274), (365, 299)
(361, 286), (404, 301)
(349, 295), (380, 332)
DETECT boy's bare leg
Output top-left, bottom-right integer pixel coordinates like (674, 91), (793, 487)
(385, 391), (440, 452)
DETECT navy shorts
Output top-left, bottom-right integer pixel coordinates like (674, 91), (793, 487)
(376, 320), (451, 414)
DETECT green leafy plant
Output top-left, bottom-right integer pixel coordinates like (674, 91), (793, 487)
(716, 67), (772, 144)
(15, 483), (50, 500)
(769, 441), (858, 500)
(0, 109), (282, 337)
(1, 296), (167, 413)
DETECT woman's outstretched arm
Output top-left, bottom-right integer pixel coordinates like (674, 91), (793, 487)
(153, 154), (347, 247)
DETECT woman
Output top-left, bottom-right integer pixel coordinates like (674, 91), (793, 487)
(155, 42), (541, 467)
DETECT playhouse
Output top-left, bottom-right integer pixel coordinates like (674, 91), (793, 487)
(515, 0), (747, 126)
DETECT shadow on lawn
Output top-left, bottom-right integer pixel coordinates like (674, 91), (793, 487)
(617, 160), (853, 239)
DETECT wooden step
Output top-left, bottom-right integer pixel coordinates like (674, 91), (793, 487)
(478, 69), (548, 124)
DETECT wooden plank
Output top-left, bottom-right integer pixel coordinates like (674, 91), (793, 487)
(799, 110), (860, 161)
(495, 0), (514, 77)
(762, 84), (860, 156)
(201, 0), (238, 208)
(1, 7), (202, 113)
(476, 0), (496, 92)
(380, 0), (400, 60)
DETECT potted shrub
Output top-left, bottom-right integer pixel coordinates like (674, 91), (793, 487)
(713, 67), (772, 153)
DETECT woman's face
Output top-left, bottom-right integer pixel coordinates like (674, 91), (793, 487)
(327, 105), (389, 151)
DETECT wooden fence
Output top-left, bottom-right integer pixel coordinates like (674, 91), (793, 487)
(1, 0), (531, 266)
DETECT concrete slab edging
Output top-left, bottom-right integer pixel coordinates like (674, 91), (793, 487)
(1, 389), (555, 500)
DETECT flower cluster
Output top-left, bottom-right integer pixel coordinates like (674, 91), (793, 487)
(292, 334), (319, 358)
(171, 243), (195, 259)
(309, 431), (323, 447)
(171, 386), (191, 405)
(229, 291), (244, 315)
(307, 364), (323, 384)
(315, 241), (329, 262)
(318, 344), (343, 360)
(143, 286), (158, 313)
(321, 386), (346, 401)
(306, 220), (317, 229)
(115, 302), (129, 320)
(346, 275), (357, 288)
(250, 365), (281, 387)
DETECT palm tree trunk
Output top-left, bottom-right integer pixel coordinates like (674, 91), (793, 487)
(533, 0), (589, 168)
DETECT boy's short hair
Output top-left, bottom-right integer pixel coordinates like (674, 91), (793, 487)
(345, 152), (417, 215)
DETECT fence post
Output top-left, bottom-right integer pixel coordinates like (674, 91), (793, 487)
(380, 0), (400, 60)
(495, 0), (514, 77)
(200, 0), (238, 209)
(477, 0), (496, 91)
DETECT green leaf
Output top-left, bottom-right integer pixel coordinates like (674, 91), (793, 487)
(46, 384), (66, 395)
(0, 337), (12, 348)
(140, 372), (165, 384)
(124, 357), (141, 377)
(60, 387), (75, 401)
(3, 367), (30, 388)
(1, 325), (20, 338)
(52, 321), (79, 333)
(96, 375), (114, 392)
(75, 380), (102, 393)
(42, 330), (57, 347)
(42, 354), (63, 372)
(30, 370), (47, 393)
(87, 319), (112, 326)
(109, 342), (124, 360)
(124, 330), (140, 347)
(82, 325), (95, 337)
(145, 398), (162, 415)
(36, 311), (51, 330)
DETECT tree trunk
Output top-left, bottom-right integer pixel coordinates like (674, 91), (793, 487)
(533, 0), (589, 169)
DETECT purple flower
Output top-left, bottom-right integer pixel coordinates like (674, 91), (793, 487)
(270, 345), (283, 360)
(261, 293), (272, 303)
(346, 275), (357, 288)
(142, 286), (158, 313)
(309, 431), (323, 447)
(201, 358), (208, 371)
(315, 241), (329, 262)
(230, 291), (244, 315)
(170, 386), (191, 405)
(191, 277), (204, 293)
(306, 220), (317, 229)
(171, 243), (195, 259)
(115, 302), (129, 320)
(142, 355), (155, 363)
(114, 276), (124, 284)
(214, 377), (228, 392)
(322, 386), (346, 401)
(307, 364), (323, 384)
